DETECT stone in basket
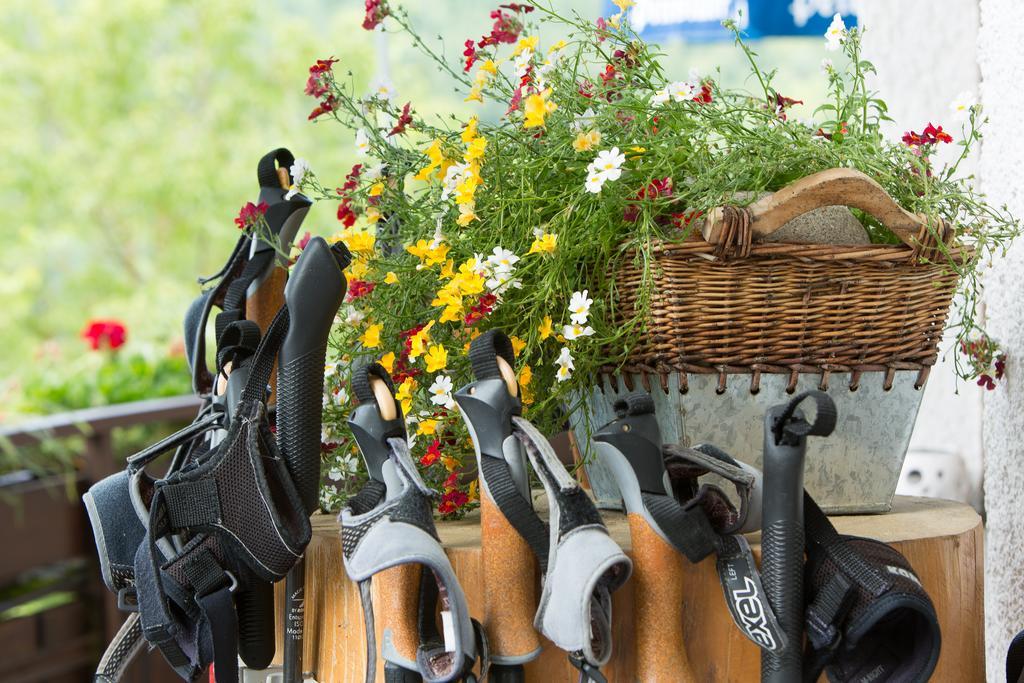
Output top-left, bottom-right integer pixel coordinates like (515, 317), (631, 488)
(570, 168), (964, 514)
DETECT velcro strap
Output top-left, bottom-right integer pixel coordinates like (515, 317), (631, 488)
(804, 494), (891, 597)
(181, 547), (232, 598)
(641, 492), (717, 562)
(716, 534), (788, 653)
(805, 573), (854, 650)
(197, 585), (239, 683)
(164, 479), (221, 530)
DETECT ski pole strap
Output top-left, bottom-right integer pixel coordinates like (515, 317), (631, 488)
(94, 612), (147, 683)
(771, 390), (837, 446)
(715, 534), (789, 653)
(257, 148), (295, 189)
(479, 455), (550, 571)
(240, 305), (290, 404)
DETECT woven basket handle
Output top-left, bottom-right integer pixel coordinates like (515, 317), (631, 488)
(701, 168), (952, 249)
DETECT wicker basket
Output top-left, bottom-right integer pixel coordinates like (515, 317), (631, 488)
(571, 169), (966, 513)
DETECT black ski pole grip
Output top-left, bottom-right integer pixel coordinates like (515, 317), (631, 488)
(761, 403), (807, 682)
(278, 237), (351, 512)
(236, 582), (277, 670)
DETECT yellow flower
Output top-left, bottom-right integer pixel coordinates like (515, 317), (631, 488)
(608, 12), (622, 29)
(480, 59), (498, 75)
(341, 228), (376, 254)
(439, 259), (455, 280)
(612, 0), (635, 9)
(364, 206), (381, 224)
(454, 167), (481, 205)
(407, 239), (450, 267)
(528, 232), (558, 255)
(414, 139), (445, 181)
(408, 321), (435, 360)
(538, 316), (553, 339)
(346, 258), (370, 279)
(441, 454), (460, 472)
(361, 324), (382, 348)
(513, 35), (539, 56)
(425, 344), (449, 373)
(462, 117), (479, 143)
(519, 365), (534, 405)
(417, 419), (439, 436)
(523, 88), (557, 129)
(464, 136), (487, 162)
(380, 351), (396, 373)
(457, 203), (478, 226)
(465, 86), (484, 103)
(395, 377), (416, 415)
(468, 479), (479, 502)
(384, 271), (398, 284)
(439, 304), (463, 323)
(549, 39), (567, 53)
(510, 336), (526, 357)
(572, 129), (602, 152)
(368, 181), (385, 197)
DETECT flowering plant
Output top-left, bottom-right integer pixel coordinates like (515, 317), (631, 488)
(299, 3), (1018, 514)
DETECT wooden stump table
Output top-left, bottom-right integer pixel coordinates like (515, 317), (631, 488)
(274, 496), (983, 682)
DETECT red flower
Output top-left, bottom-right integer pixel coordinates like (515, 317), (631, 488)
(903, 122), (953, 147)
(304, 57), (338, 98)
(500, 3), (534, 12)
(420, 439), (443, 467)
(773, 93), (803, 120)
(346, 279), (377, 301)
(81, 319), (127, 351)
(391, 357), (421, 384)
(464, 293), (498, 326)
(479, 7), (524, 47)
(671, 210), (704, 229)
(694, 82), (713, 104)
(362, 0), (389, 30)
(595, 17), (607, 41)
(308, 95), (337, 121)
(507, 86), (524, 114)
(235, 201), (268, 230)
(600, 64), (617, 86)
(296, 231), (312, 251)
(815, 121), (848, 141)
(463, 40), (478, 72)
(340, 164), (363, 194)
(388, 102), (413, 137)
(337, 200), (358, 227)
(438, 488), (469, 515)
(624, 177), (673, 222)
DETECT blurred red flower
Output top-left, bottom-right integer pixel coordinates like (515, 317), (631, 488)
(234, 201), (268, 230)
(362, 0), (390, 30)
(82, 320), (127, 351)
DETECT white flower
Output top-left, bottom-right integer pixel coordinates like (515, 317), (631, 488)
(328, 454), (359, 481)
(355, 128), (370, 156)
(568, 289), (593, 324)
(514, 49), (533, 79)
(562, 323), (595, 340)
(285, 158), (311, 200)
(486, 269), (522, 295)
(486, 246), (520, 272)
(667, 80), (695, 102)
(589, 147), (625, 181)
(584, 171), (607, 193)
(820, 58), (833, 75)
(824, 13), (846, 52)
(441, 163), (467, 201)
(949, 91), (977, 121)
(428, 375), (455, 409)
(344, 305), (366, 325)
(555, 346), (574, 382)
(652, 88), (671, 106)
(364, 163), (384, 181)
(371, 79), (396, 101)
(572, 107), (597, 132)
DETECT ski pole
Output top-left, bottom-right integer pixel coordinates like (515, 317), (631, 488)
(277, 237), (351, 683)
(591, 394), (696, 683)
(347, 364), (423, 682)
(454, 332), (542, 681)
(760, 391), (836, 683)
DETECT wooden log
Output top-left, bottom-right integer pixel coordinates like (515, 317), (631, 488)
(274, 496), (983, 682)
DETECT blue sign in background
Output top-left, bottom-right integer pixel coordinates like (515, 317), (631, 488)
(611, 0), (857, 42)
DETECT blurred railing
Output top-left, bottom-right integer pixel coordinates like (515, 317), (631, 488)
(0, 395), (200, 683)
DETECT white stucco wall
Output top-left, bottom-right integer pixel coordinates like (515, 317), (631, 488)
(978, 0), (1024, 675)
(853, 0), (984, 503)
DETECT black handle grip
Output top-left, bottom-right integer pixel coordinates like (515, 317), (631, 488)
(278, 237), (350, 513)
(236, 581), (276, 669)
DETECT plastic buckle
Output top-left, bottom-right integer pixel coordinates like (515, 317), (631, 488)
(569, 653), (607, 683)
(116, 586), (139, 612)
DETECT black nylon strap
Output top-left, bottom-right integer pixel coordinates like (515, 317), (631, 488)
(805, 573), (854, 650)
(216, 320), (262, 374)
(772, 390), (837, 445)
(164, 479), (221, 530)
(126, 411), (222, 472)
(197, 586), (238, 683)
(240, 306), (291, 404)
(641, 492), (717, 563)
(479, 456), (550, 571)
(804, 494), (891, 597)
(257, 148), (295, 190)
